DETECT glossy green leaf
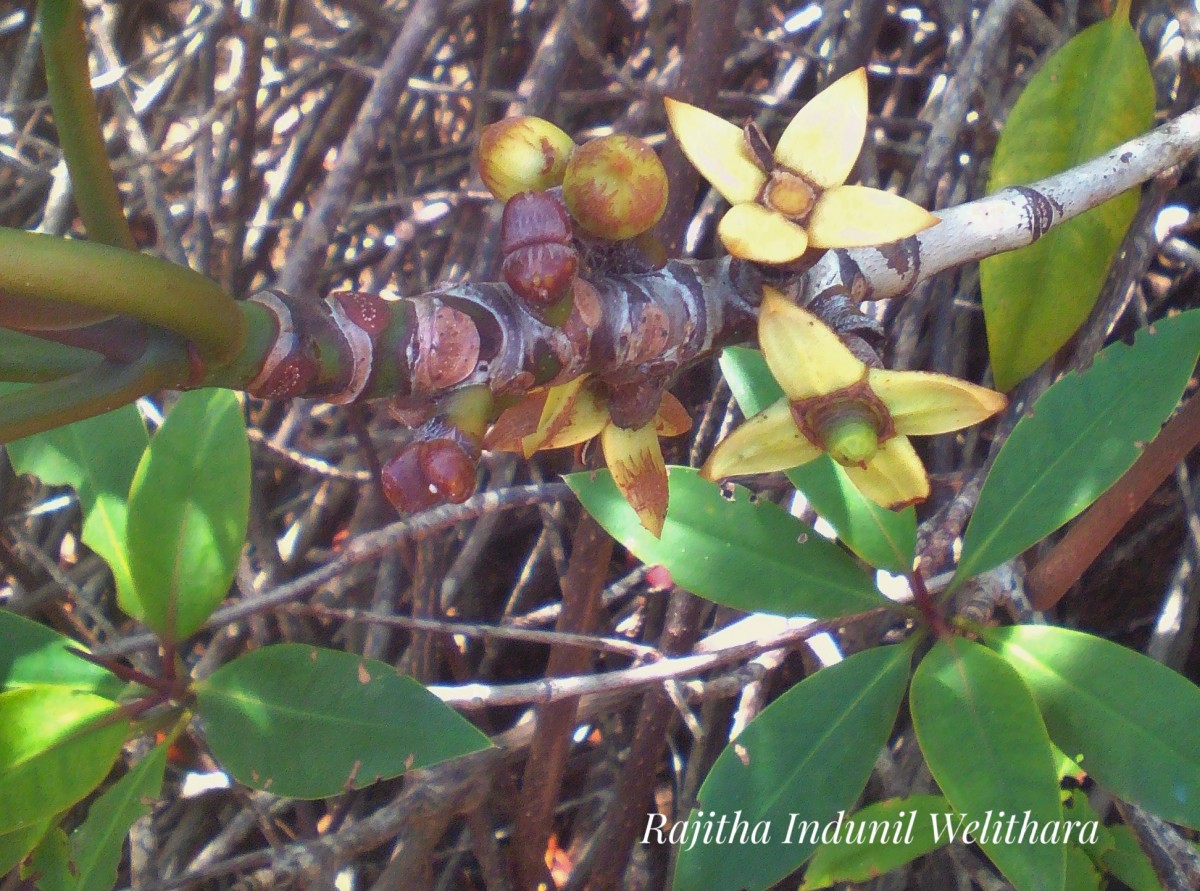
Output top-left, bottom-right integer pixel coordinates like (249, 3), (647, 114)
(0, 687), (128, 833)
(911, 637), (1064, 891)
(0, 610), (123, 698)
(124, 389), (249, 641)
(719, 347), (916, 572)
(800, 795), (948, 889)
(672, 644), (912, 891)
(195, 644), (491, 799)
(1101, 825), (1161, 891)
(59, 742), (168, 891)
(5, 397), (146, 600)
(980, 0), (1155, 390)
(955, 308), (1200, 585)
(984, 625), (1200, 828)
(568, 467), (887, 618)
(0, 819), (50, 876)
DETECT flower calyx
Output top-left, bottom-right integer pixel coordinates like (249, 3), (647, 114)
(789, 377), (895, 469)
(665, 68), (939, 266)
(484, 375), (691, 537)
(702, 287), (1007, 510)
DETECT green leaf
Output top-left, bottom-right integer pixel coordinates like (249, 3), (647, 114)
(61, 742), (168, 891)
(984, 625), (1200, 828)
(672, 644), (912, 891)
(568, 467), (887, 618)
(799, 795), (948, 889)
(719, 347), (916, 573)
(0, 687), (128, 833)
(1065, 844), (1102, 891)
(5, 398), (146, 600)
(955, 308), (1200, 585)
(980, 0), (1155, 390)
(1101, 825), (1162, 891)
(124, 389), (249, 641)
(27, 827), (70, 890)
(0, 819), (51, 876)
(0, 610), (123, 698)
(195, 644), (491, 799)
(911, 637), (1064, 891)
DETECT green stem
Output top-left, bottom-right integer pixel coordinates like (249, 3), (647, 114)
(0, 327), (103, 381)
(0, 334), (189, 443)
(38, 0), (135, 251)
(0, 228), (244, 364)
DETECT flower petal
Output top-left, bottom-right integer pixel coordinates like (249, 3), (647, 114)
(868, 370), (1008, 436)
(718, 204), (809, 265)
(664, 97), (764, 205)
(773, 68), (868, 190)
(843, 436), (929, 510)
(654, 391), (693, 438)
(758, 286), (864, 398)
(521, 377), (607, 457)
(602, 420), (670, 537)
(806, 185), (939, 249)
(699, 398), (822, 480)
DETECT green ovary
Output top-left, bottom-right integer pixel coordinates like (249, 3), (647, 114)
(822, 415), (879, 468)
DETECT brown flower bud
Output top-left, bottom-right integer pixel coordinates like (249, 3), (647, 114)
(500, 191), (578, 309)
(381, 438), (477, 513)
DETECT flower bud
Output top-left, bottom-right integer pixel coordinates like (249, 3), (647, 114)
(381, 438), (477, 513)
(478, 116), (576, 202)
(500, 191), (578, 311)
(561, 134), (668, 240)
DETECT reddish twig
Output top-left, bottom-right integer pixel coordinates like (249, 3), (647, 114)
(1027, 392), (1200, 611)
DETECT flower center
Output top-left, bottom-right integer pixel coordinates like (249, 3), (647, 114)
(789, 379), (896, 469)
(763, 169), (817, 221)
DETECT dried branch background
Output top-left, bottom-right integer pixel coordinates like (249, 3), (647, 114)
(3, 1), (1200, 889)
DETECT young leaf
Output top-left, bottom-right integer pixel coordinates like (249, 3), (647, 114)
(195, 644), (491, 799)
(672, 644), (912, 891)
(59, 742), (168, 891)
(0, 687), (128, 834)
(799, 795), (948, 889)
(567, 467), (887, 619)
(984, 625), (1200, 828)
(5, 401), (146, 600)
(980, 0), (1155, 390)
(123, 389), (249, 642)
(955, 308), (1200, 585)
(911, 637), (1064, 891)
(0, 819), (50, 877)
(0, 610), (123, 698)
(720, 347), (917, 573)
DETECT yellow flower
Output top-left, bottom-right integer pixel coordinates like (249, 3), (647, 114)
(702, 288), (1007, 509)
(665, 69), (939, 265)
(484, 376), (692, 537)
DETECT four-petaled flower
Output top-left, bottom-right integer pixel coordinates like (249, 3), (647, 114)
(702, 288), (1007, 509)
(665, 68), (939, 265)
(484, 376), (691, 536)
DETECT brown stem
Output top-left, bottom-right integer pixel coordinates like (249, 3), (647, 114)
(585, 588), (706, 890)
(1027, 393), (1200, 611)
(655, 0), (739, 257)
(511, 511), (613, 888)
